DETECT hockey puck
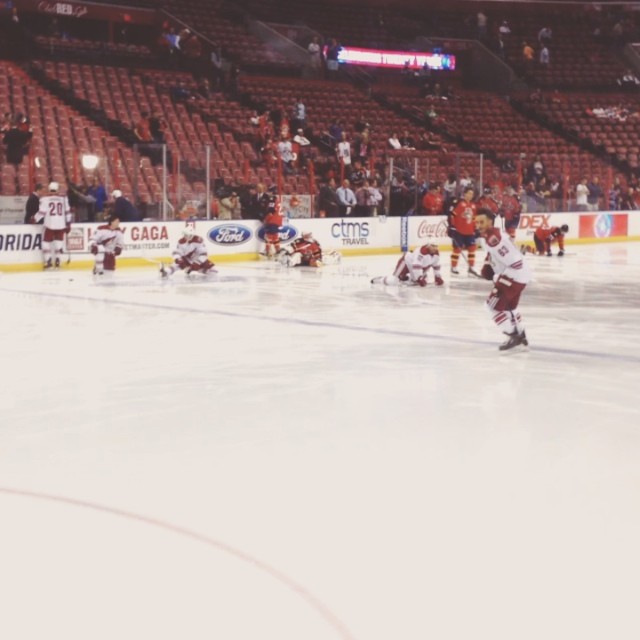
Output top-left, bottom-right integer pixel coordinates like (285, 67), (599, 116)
(68, 278), (74, 282)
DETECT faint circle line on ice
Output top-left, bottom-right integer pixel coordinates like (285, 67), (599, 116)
(0, 486), (358, 640)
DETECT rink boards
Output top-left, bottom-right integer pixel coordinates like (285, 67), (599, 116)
(0, 211), (638, 272)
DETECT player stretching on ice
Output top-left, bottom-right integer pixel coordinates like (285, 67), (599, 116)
(475, 208), (532, 351)
(371, 241), (444, 287)
(279, 231), (323, 267)
(160, 227), (216, 278)
(522, 224), (569, 257)
(90, 214), (124, 275)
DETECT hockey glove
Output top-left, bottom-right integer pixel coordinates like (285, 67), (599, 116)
(416, 275), (427, 287)
(480, 263), (495, 281)
(114, 247), (122, 256)
(90, 245), (99, 255)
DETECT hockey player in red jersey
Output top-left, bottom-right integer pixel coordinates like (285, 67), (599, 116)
(90, 214), (124, 275)
(499, 185), (522, 241)
(37, 181), (72, 270)
(371, 241), (444, 286)
(262, 189), (284, 258)
(523, 224), (569, 256)
(279, 231), (323, 267)
(160, 226), (216, 277)
(475, 208), (532, 351)
(447, 186), (478, 275)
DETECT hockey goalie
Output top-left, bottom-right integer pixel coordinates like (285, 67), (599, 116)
(278, 231), (341, 267)
(160, 227), (216, 277)
(371, 242), (444, 286)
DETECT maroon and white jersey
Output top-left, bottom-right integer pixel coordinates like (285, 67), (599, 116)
(173, 235), (208, 264)
(38, 195), (71, 230)
(484, 228), (532, 284)
(90, 224), (124, 254)
(400, 245), (441, 280)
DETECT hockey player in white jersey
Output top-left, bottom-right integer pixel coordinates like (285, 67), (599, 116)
(371, 241), (444, 286)
(475, 208), (533, 351)
(90, 214), (124, 275)
(36, 181), (72, 270)
(160, 227), (216, 277)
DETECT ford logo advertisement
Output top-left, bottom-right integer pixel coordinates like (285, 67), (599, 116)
(256, 224), (298, 243)
(208, 224), (253, 245)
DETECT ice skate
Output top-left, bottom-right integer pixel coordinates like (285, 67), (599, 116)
(92, 267), (104, 276)
(499, 331), (527, 351)
(450, 266), (459, 275)
(54, 257), (60, 270)
(159, 264), (169, 278)
(43, 259), (52, 271)
(468, 267), (480, 278)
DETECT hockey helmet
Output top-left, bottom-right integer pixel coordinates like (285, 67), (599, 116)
(182, 226), (196, 240)
(302, 231), (313, 240)
(560, 224), (569, 233)
(48, 181), (59, 192)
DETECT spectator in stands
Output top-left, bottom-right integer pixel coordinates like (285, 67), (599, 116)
(458, 171), (475, 196)
(499, 20), (511, 37)
(617, 69), (640, 91)
(367, 179), (384, 216)
(87, 177), (107, 220)
(247, 183), (270, 220)
(336, 179), (357, 216)
(575, 177), (589, 211)
(318, 178), (341, 217)
(325, 39), (342, 75)
(278, 135), (296, 175)
(539, 45), (550, 65)
(476, 11), (488, 41)
(228, 63), (240, 97)
(292, 98), (306, 132)
(197, 78), (212, 100)
(293, 128), (311, 165)
(548, 177), (563, 211)
(219, 191), (242, 220)
(388, 132), (402, 150)
(535, 177), (552, 211)
(349, 160), (368, 188)
(24, 183), (45, 224)
(400, 130), (416, 150)
(422, 183), (444, 215)
(181, 29), (202, 69)
(308, 36), (322, 76)
(522, 41), (535, 76)
(354, 113), (371, 134)
(609, 177), (622, 210)
(2, 115), (32, 166)
(443, 173), (457, 208)
(110, 190), (140, 222)
(134, 112), (153, 143)
(149, 112), (167, 144)
(354, 180), (372, 216)
(353, 129), (370, 165)
(210, 46), (224, 90)
(328, 120), (343, 147)
(164, 27), (181, 65)
(587, 176), (603, 211)
(418, 130), (441, 151)
(337, 131), (352, 172)
(538, 26), (552, 46)
(619, 186), (638, 210)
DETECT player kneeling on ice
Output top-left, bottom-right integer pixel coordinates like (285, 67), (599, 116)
(278, 231), (324, 267)
(371, 242), (444, 286)
(475, 208), (532, 351)
(160, 227), (216, 277)
(522, 224), (569, 257)
(90, 214), (124, 275)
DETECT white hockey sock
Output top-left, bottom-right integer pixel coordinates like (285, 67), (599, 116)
(491, 309), (515, 334)
(94, 254), (104, 273)
(42, 241), (52, 263)
(510, 310), (524, 335)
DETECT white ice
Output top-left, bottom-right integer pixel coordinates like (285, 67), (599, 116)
(0, 243), (639, 640)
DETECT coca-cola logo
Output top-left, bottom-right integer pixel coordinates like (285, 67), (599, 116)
(207, 224), (252, 245)
(417, 219), (449, 238)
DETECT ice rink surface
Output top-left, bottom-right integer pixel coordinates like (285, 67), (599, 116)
(1, 242), (639, 640)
